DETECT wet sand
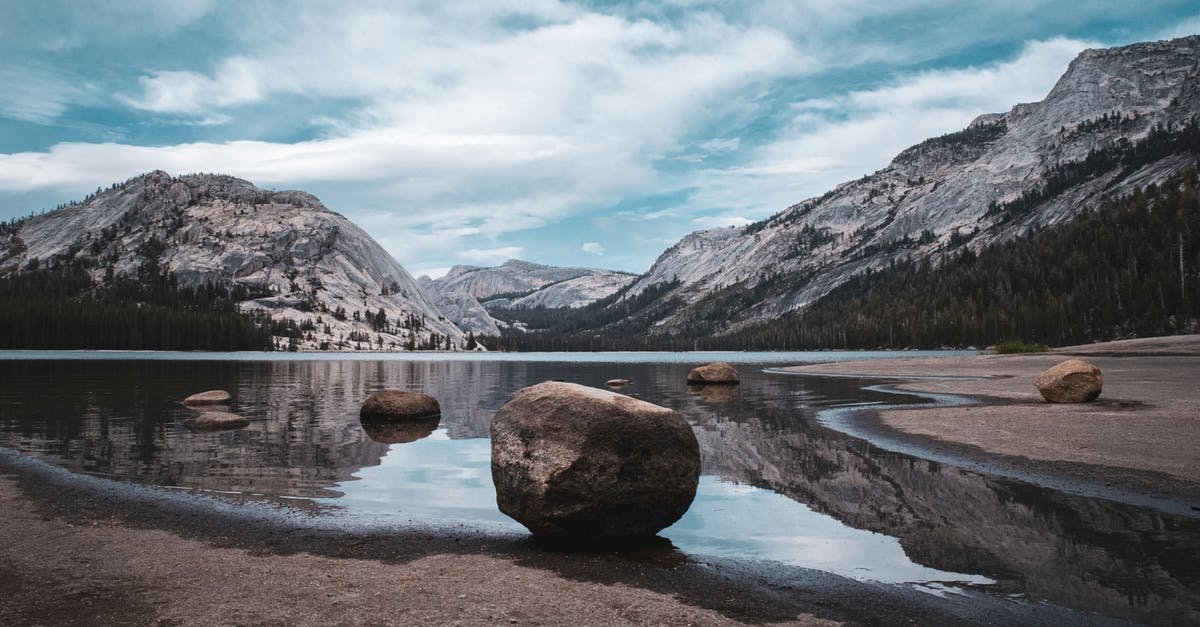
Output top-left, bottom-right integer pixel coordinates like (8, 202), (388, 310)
(784, 335), (1200, 503)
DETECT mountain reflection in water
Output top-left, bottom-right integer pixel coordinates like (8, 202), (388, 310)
(0, 356), (1196, 623)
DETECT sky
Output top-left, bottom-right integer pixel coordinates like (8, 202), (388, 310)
(1, 2), (1197, 278)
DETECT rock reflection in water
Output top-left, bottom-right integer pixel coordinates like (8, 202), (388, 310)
(687, 383), (738, 404)
(360, 418), (440, 444)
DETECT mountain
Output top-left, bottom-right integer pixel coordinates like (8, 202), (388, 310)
(419, 259), (636, 335)
(528, 35), (1200, 344)
(0, 171), (468, 351)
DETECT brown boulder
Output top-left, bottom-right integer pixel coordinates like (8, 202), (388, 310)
(490, 381), (700, 542)
(183, 390), (232, 406)
(189, 411), (250, 431)
(686, 362), (739, 385)
(360, 390), (441, 421)
(1034, 359), (1103, 403)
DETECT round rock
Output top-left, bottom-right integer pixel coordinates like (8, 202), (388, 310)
(189, 411), (250, 431)
(490, 381), (700, 542)
(183, 389), (232, 406)
(360, 390), (441, 421)
(686, 362), (739, 385)
(1034, 359), (1103, 403)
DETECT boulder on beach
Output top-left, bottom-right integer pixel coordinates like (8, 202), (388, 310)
(490, 381), (700, 543)
(360, 390), (441, 421)
(188, 411), (250, 431)
(1034, 359), (1103, 403)
(183, 390), (232, 406)
(686, 362), (739, 385)
(605, 378), (632, 387)
(361, 418), (440, 444)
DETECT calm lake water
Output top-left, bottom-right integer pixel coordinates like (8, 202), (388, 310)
(0, 350), (1197, 623)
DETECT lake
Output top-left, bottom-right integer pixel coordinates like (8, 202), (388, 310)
(0, 350), (1196, 623)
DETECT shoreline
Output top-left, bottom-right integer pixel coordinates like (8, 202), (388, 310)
(0, 448), (1101, 626)
(781, 334), (1200, 514)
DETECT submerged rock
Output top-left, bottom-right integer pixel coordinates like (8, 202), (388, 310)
(360, 390), (441, 421)
(183, 390), (232, 406)
(606, 378), (632, 387)
(490, 381), (700, 543)
(1035, 359), (1103, 403)
(686, 362), (739, 385)
(189, 411), (250, 431)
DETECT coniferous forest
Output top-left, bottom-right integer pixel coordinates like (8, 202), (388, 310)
(0, 258), (274, 351)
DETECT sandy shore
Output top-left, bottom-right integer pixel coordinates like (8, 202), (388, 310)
(784, 335), (1200, 503)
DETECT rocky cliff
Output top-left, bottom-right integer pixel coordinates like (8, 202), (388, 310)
(616, 35), (1200, 334)
(0, 171), (468, 351)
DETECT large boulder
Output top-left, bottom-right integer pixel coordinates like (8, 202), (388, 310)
(360, 390), (441, 421)
(183, 390), (232, 406)
(490, 381), (700, 542)
(1034, 359), (1103, 403)
(686, 362), (739, 385)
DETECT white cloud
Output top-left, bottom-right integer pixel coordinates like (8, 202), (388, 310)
(580, 242), (605, 255)
(459, 246), (525, 264)
(124, 58), (263, 114)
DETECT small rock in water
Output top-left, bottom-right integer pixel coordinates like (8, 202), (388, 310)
(1034, 359), (1103, 403)
(606, 378), (632, 387)
(183, 390), (232, 406)
(686, 362), (739, 385)
(189, 411), (250, 431)
(490, 381), (700, 543)
(360, 390), (441, 421)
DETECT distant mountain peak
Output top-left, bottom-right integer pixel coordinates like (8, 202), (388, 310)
(421, 258), (637, 334)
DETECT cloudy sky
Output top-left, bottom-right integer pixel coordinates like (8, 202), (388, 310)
(2, 2), (1197, 277)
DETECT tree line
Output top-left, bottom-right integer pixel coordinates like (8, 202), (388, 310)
(0, 260), (274, 351)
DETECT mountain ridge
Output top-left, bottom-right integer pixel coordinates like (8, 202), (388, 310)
(597, 35), (1200, 337)
(419, 258), (637, 335)
(0, 170), (469, 351)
